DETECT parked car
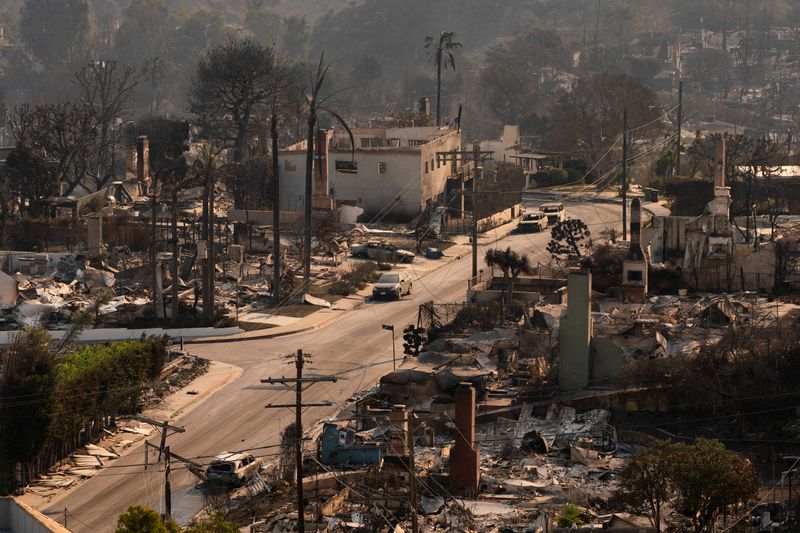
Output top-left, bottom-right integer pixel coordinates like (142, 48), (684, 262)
(205, 452), (262, 487)
(540, 202), (566, 224)
(350, 241), (416, 263)
(517, 211), (548, 232)
(372, 271), (412, 300)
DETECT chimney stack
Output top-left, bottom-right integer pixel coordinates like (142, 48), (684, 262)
(714, 136), (726, 188)
(136, 135), (149, 195)
(419, 97), (431, 117)
(628, 198), (644, 260)
(450, 383), (480, 496)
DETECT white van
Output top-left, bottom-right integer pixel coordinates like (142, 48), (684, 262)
(540, 202), (566, 224)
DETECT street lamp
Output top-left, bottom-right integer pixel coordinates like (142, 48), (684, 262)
(382, 324), (396, 370)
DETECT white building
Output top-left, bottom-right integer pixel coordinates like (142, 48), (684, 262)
(278, 126), (461, 220)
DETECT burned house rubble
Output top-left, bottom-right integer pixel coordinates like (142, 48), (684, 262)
(237, 264), (800, 532)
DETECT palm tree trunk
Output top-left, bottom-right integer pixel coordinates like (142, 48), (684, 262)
(436, 53), (442, 126)
(271, 104), (282, 306)
(171, 188), (179, 325)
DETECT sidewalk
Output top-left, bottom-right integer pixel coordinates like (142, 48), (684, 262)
(188, 222), (519, 345)
(19, 359), (243, 511)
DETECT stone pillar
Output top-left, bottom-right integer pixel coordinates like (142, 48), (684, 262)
(558, 270), (592, 390)
(450, 383), (480, 496)
(136, 136), (149, 196)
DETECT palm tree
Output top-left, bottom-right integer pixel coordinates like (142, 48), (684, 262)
(485, 247), (531, 304)
(424, 32), (462, 126)
(301, 53), (353, 294)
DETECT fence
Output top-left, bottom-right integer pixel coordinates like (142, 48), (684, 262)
(418, 300), (528, 338)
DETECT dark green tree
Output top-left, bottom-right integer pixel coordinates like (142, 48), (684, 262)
(485, 247), (532, 303)
(184, 511), (239, 533)
(19, 0), (90, 67)
(115, 505), (179, 533)
(190, 39), (285, 163)
(424, 31), (462, 126)
(615, 440), (675, 532)
(670, 439), (759, 533)
(547, 218), (591, 259)
(113, 0), (171, 66)
(547, 72), (660, 178)
(0, 327), (54, 495)
(282, 16), (309, 60)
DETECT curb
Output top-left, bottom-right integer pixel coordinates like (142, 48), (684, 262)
(162, 361), (243, 420)
(186, 299), (368, 344)
(187, 243), (474, 345)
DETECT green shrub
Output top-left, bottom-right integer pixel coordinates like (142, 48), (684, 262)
(556, 503), (583, 528)
(532, 167), (569, 187)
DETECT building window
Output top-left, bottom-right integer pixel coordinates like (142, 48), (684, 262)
(424, 161), (429, 173)
(378, 162), (387, 174)
(370, 137), (383, 147)
(437, 158), (440, 169)
(335, 160), (358, 174)
(431, 159), (435, 171)
(627, 270), (643, 282)
(409, 139), (426, 146)
(360, 138), (371, 149)
(284, 160), (296, 172)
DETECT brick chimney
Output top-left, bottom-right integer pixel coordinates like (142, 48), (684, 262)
(450, 383), (480, 496)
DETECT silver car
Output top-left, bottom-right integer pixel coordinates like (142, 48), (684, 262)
(372, 272), (412, 300)
(351, 241), (416, 263)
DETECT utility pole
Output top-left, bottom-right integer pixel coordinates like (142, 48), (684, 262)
(164, 446), (172, 520)
(407, 416), (419, 533)
(271, 100), (282, 307)
(471, 143), (480, 280)
(676, 80), (683, 177)
(436, 144), (493, 280)
(622, 108), (628, 241)
(262, 350), (337, 533)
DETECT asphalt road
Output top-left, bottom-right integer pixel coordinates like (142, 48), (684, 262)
(44, 202), (622, 531)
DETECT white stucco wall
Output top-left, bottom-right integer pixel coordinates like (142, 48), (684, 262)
(278, 127), (461, 220)
(329, 150), (421, 219)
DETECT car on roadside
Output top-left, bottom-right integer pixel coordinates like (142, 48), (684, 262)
(540, 202), (566, 225)
(205, 452), (262, 487)
(350, 241), (416, 263)
(517, 211), (548, 233)
(372, 271), (412, 300)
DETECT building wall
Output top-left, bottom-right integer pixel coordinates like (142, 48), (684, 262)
(328, 150), (421, 219)
(0, 497), (71, 533)
(419, 131), (460, 211)
(278, 128), (460, 219)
